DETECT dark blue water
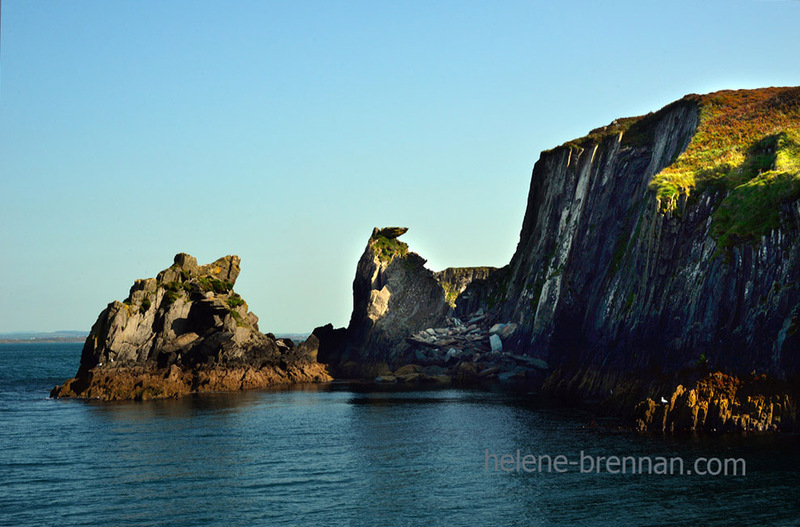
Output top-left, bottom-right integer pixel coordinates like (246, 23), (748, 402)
(1, 343), (798, 526)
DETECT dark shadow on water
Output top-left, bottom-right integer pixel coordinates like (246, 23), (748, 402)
(74, 382), (340, 422)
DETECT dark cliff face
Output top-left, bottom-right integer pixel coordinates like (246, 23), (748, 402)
(455, 88), (800, 395)
(338, 228), (450, 367)
(322, 88), (799, 414)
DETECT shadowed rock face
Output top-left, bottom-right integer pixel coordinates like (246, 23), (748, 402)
(434, 267), (496, 308)
(52, 253), (331, 400)
(317, 229), (495, 373)
(454, 88), (800, 399)
(340, 229), (450, 367)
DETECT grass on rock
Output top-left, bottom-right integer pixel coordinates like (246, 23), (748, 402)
(648, 88), (800, 247)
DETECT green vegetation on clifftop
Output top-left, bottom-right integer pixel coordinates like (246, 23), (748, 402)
(559, 98), (695, 152)
(711, 130), (800, 247)
(563, 116), (642, 150)
(371, 234), (409, 262)
(226, 294), (246, 309)
(647, 87), (800, 247)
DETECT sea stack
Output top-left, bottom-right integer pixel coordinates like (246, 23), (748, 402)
(315, 227), (498, 378)
(51, 253), (331, 400)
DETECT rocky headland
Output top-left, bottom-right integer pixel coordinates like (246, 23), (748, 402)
(53, 87), (800, 430)
(51, 253), (331, 400)
(316, 87), (800, 432)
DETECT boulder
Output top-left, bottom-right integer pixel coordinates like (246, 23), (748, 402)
(374, 227), (409, 239)
(489, 323), (505, 334)
(394, 364), (424, 376)
(497, 323), (518, 339)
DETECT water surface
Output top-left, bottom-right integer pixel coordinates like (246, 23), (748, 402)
(1, 343), (798, 526)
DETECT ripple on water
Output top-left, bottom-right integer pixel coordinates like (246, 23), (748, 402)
(1, 344), (799, 526)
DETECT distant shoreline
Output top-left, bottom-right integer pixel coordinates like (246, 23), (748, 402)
(0, 334), (308, 344)
(0, 337), (87, 344)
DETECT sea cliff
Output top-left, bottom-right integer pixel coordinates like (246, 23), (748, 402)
(320, 87), (800, 431)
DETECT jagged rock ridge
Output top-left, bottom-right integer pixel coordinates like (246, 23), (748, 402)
(318, 228), (497, 375)
(52, 253), (331, 400)
(634, 373), (797, 432)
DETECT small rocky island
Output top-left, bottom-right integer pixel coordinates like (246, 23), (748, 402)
(52, 253), (331, 400)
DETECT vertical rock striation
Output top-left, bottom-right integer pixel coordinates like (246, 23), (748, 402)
(453, 88), (800, 409)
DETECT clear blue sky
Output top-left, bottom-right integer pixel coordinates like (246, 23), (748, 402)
(1, 0), (799, 333)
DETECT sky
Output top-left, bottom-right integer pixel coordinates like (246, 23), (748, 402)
(1, 0), (799, 333)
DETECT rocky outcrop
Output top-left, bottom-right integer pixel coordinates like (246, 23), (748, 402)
(317, 228), (506, 378)
(336, 227), (450, 369)
(53, 360), (330, 401)
(52, 253), (331, 400)
(634, 372), (798, 432)
(434, 267), (496, 307)
(314, 228), (546, 384)
(320, 229), (430, 368)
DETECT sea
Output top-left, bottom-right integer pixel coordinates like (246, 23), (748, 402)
(1, 343), (798, 526)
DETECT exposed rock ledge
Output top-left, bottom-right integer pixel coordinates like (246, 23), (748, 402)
(53, 362), (331, 401)
(51, 253), (332, 401)
(634, 372), (797, 433)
